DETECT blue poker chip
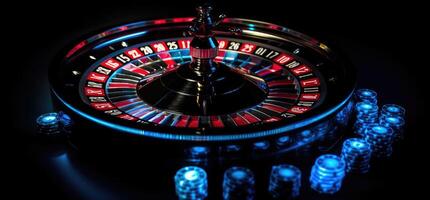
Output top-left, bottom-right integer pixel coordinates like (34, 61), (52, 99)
(355, 89), (378, 103)
(364, 125), (394, 158)
(36, 112), (63, 136)
(381, 104), (405, 117)
(355, 103), (378, 112)
(253, 140), (270, 151)
(380, 116), (405, 127)
(276, 136), (292, 147)
(366, 126), (394, 139)
(379, 115), (405, 141)
(185, 146), (210, 164)
(341, 138), (372, 173)
(310, 154), (346, 194)
(174, 166), (208, 200)
(223, 167), (255, 200)
(37, 113), (59, 126)
(269, 164), (301, 198)
(270, 164), (301, 182)
(354, 102), (379, 136)
(342, 138), (372, 152)
(315, 155), (346, 172)
(188, 146), (210, 157)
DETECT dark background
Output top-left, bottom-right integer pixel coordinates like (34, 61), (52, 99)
(5, 0), (424, 199)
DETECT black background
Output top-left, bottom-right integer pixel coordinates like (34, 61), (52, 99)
(5, 0), (425, 199)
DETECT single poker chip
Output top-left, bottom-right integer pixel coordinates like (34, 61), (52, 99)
(355, 102), (378, 114)
(355, 89), (378, 103)
(381, 104), (405, 117)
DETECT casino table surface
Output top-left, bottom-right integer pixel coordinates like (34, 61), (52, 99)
(5, 1), (423, 199)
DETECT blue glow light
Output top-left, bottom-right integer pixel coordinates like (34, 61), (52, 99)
(191, 146), (208, 154)
(356, 102), (378, 112)
(300, 130), (312, 137)
(223, 167), (255, 200)
(310, 154), (345, 194)
(276, 136), (291, 147)
(253, 141), (270, 151)
(351, 141), (364, 148)
(362, 91), (371, 96)
(53, 87), (354, 142)
(269, 164), (301, 198)
(94, 31), (148, 49)
(279, 168), (295, 177)
(37, 113), (59, 126)
(248, 24), (256, 30)
(388, 107), (399, 112)
(386, 117), (400, 123)
(371, 126), (388, 134)
(184, 171), (199, 181)
(52, 153), (115, 199)
(232, 171), (247, 180)
(341, 138), (372, 173)
(42, 116), (56, 122)
(175, 166), (208, 200)
(361, 104), (372, 109)
(277, 136), (290, 143)
(321, 158), (340, 169)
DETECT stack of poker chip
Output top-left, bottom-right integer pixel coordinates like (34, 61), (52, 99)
(379, 115), (405, 141)
(186, 146), (210, 165)
(355, 89), (378, 104)
(268, 164), (301, 199)
(341, 138), (372, 174)
(364, 125), (394, 158)
(223, 167), (255, 200)
(174, 166), (208, 200)
(309, 154), (346, 194)
(380, 104), (405, 118)
(36, 113), (61, 136)
(354, 102), (379, 136)
(379, 104), (406, 141)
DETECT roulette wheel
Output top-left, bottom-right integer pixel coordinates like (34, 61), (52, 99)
(49, 5), (355, 158)
(17, 1), (416, 200)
